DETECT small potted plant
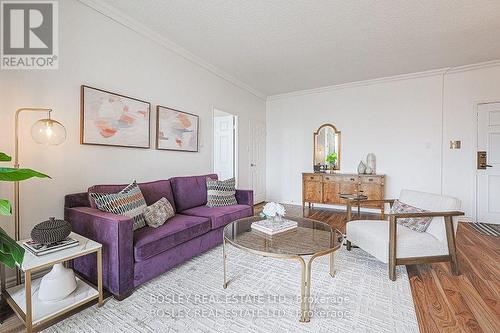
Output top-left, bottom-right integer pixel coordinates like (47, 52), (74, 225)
(326, 152), (338, 170)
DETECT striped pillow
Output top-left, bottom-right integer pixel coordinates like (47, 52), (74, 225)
(206, 178), (237, 207)
(90, 181), (147, 230)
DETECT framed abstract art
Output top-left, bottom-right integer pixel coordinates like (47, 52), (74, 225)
(156, 106), (199, 152)
(80, 85), (151, 148)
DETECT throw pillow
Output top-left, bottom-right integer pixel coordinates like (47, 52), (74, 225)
(206, 177), (237, 207)
(90, 181), (147, 230)
(143, 197), (175, 228)
(390, 200), (433, 232)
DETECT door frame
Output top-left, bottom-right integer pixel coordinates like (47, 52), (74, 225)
(474, 100), (500, 223)
(211, 106), (238, 186)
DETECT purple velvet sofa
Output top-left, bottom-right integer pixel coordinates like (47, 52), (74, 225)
(64, 174), (253, 300)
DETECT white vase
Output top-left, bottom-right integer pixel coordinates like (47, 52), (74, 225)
(366, 153), (376, 174)
(38, 263), (77, 302)
(365, 166), (373, 174)
(357, 161), (366, 174)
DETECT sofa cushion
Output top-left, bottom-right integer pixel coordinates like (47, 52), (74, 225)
(399, 189), (461, 243)
(143, 197), (175, 228)
(90, 181), (147, 230)
(88, 179), (176, 212)
(346, 219), (449, 263)
(181, 204), (252, 230)
(390, 199), (432, 232)
(170, 174), (217, 211)
(133, 214), (210, 262)
(206, 177), (237, 207)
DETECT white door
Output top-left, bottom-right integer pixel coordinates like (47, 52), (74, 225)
(477, 103), (500, 224)
(249, 120), (266, 204)
(213, 115), (235, 180)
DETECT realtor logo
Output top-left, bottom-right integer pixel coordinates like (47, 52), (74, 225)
(1, 1), (58, 69)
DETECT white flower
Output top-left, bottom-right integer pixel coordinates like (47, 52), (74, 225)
(262, 202), (286, 218)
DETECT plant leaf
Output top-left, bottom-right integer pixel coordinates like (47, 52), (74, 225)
(0, 228), (24, 268)
(0, 199), (11, 216)
(0, 167), (51, 181)
(0, 153), (11, 162)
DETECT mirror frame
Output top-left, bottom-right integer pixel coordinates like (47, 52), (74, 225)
(313, 123), (341, 171)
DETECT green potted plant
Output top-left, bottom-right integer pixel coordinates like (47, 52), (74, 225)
(326, 152), (338, 169)
(0, 152), (50, 268)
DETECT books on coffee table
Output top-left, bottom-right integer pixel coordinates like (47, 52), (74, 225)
(251, 218), (298, 236)
(23, 237), (79, 256)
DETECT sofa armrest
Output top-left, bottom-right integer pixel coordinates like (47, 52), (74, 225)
(235, 189), (254, 206)
(65, 207), (134, 298)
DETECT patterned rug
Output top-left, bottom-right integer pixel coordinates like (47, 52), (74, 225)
(468, 222), (500, 237)
(47, 246), (419, 333)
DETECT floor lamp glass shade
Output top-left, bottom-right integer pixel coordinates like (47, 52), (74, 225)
(31, 118), (66, 145)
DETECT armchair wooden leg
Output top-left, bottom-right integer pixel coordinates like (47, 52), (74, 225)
(389, 216), (397, 281)
(346, 240), (352, 251)
(444, 216), (460, 276)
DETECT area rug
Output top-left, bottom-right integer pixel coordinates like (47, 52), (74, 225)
(47, 246), (419, 333)
(468, 222), (500, 237)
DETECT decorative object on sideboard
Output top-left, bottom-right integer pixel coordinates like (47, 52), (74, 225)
(326, 152), (338, 170)
(156, 105), (199, 152)
(7, 107), (65, 285)
(366, 153), (376, 174)
(357, 161), (366, 174)
(313, 124), (341, 171)
(31, 217), (72, 244)
(38, 263), (77, 302)
(261, 202), (286, 222)
(81, 85), (151, 149)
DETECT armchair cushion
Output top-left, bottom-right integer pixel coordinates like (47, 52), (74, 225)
(390, 200), (432, 232)
(346, 219), (449, 263)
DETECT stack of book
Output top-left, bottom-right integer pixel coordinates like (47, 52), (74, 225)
(23, 237), (79, 256)
(251, 218), (298, 236)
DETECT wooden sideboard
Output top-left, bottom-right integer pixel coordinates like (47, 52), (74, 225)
(302, 172), (385, 211)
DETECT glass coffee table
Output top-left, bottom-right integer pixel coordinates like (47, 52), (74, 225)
(222, 215), (343, 322)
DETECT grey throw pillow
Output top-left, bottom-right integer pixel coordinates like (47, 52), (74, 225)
(391, 200), (433, 232)
(206, 178), (237, 207)
(143, 197), (175, 228)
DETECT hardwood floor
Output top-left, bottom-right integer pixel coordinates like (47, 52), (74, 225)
(269, 203), (500, 333)
(1, 203), (498, 332)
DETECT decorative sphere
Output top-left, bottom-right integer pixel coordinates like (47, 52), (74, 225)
(31, 119), (66, 145)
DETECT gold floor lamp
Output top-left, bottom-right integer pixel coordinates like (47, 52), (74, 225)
(14, 108), (66, 284)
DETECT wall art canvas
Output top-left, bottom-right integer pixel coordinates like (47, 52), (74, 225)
(80, 85), (151, 148)
(156, 106), (199, 152)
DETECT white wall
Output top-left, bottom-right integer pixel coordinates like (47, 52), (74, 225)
(266, 63), (500, 219)
(0, 0), (265, 242)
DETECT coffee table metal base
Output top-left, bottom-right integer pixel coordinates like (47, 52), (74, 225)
(222, 238), (336, 323)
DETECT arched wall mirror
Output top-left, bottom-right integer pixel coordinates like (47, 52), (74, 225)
(313, 124), (341, 171)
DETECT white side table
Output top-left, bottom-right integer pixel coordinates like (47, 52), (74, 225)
(0, 232), (103, 332)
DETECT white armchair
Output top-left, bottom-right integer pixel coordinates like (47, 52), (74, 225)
(345, 189), (464, 280)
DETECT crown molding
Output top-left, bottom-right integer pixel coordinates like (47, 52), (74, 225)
(77, 0), (267, 100)
(268, 59), (500, 101)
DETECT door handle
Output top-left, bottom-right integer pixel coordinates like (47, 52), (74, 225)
(485, 164), (493, 168)
(251, 163), (256, 167)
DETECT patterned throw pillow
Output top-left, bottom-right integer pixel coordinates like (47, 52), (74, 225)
(90, 181), (147, 230)
(206, 178), (237, 207)
(143, 197), (175, 228)
(390, 200), (432, 232)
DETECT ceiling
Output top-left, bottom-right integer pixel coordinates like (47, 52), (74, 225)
(97, 0), (500, 96)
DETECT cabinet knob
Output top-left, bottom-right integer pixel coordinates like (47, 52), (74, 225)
(350, 178), (355, 181)
(369, 178), (374, 182)
(310, 176), (314, 180)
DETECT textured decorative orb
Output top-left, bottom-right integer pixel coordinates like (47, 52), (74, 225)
(31, 119), (66, 145)
(31, 217), (72, 244)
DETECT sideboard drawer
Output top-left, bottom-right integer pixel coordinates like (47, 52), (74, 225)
(322, 175), (341, 182)
(339, 176), (358, 183)
(360, 176), (384, 185)
(303, 174), (322, 182)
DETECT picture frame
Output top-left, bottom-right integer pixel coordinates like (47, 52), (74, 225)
(156, 105), (199, 152)
(80, 85), (151, 148)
